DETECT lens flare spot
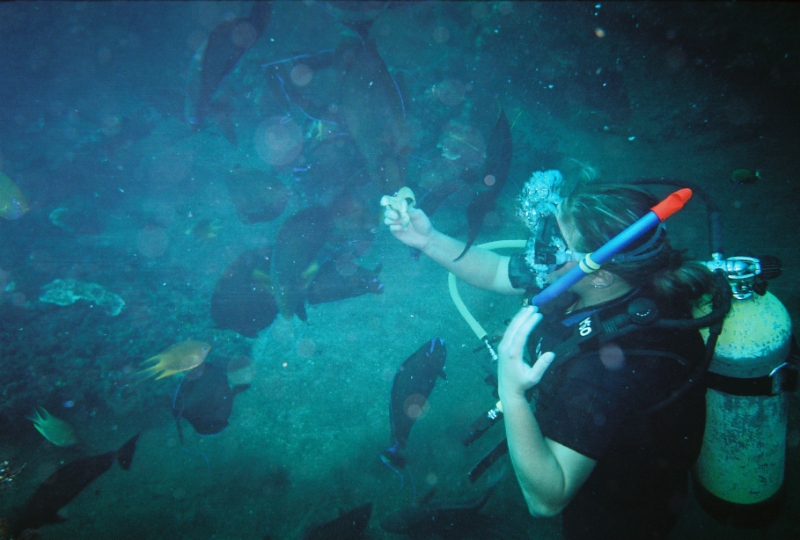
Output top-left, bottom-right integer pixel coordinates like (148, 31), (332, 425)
(290, 64), (313, 87)
(599, 343), (625, 371)
(255, 117), (304, 166)
(404, 394), (430, 420)
(296, 338), (316, 358)
(433, 26), (450, 43)
(136, 226), (169, 258)
(483, 174), (496, 186)
(231, 21), (257, 48)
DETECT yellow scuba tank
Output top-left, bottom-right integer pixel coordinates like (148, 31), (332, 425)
(693, 256), (796, 527)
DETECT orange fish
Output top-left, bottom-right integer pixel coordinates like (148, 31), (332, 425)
(0, 171), (29, 220)
(136, 340), (211, 380)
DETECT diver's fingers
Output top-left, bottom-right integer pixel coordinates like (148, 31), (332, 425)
(499, 306), (540, 357)
(384, 207), (399, 220)
(529, 351), (556, 384)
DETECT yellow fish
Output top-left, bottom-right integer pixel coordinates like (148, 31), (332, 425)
(136, 340), (211, 380)
(0, 171), (29, 220)
(28, 407), (78, 447)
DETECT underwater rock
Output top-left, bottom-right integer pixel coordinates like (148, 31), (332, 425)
(39, 279), (125, 316)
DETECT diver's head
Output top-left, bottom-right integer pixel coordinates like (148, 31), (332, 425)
(557, 184), (674, 288)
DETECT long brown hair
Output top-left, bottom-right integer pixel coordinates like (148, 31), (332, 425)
(558, 184), (714, 314)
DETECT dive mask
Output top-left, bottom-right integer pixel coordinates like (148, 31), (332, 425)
(518, 170), (583, 289)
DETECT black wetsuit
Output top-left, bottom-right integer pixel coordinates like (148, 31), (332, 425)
(509, 254), (706, 540)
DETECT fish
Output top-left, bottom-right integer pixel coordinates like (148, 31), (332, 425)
(185, 2), (272, 129)
(185, 218), (221, 239)
(454, 109), (513, 262)
(211, 247), (278, 337)
(334, 20), (409, 192)
(383, 338), (447, 468)
(12, 434), (139, 537)
(302, 502), (372, 540)
(271, 206), (332, 321)
(379, 481), (500, 539)
(731, 168), (760, 184)
(136, 340), (211, 381)
(172, 362), (250, 439)
(225, 167), (289, 224)
(27, 407), (78, 447)
(0, 171), (29, 220)
(306, 258), (383, 305)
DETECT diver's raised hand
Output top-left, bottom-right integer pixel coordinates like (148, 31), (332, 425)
(384, 207), (434, 250)
(497, 305), (556, 400)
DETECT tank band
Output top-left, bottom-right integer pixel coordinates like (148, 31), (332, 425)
(705, 362), (798, 396)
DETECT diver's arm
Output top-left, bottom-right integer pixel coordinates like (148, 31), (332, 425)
(497, 306), (596, 516)
(502, 392), (596, 516)
(385, 207), (523, 295)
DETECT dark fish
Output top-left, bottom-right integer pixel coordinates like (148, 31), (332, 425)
(306, 258), (383, 305)
(12, 434), (139, 536)
(172, 362), (250, 439)
(731, 168), (760, 184)
(383, 338), (447, 467)
(271, 206), (332, 321)
(211, 247), (278, 337)
(185, 2), (272, 128)
(303, 503), (372, 540)
(335, 20), (408, 192)
(454, 109), (513, 261)
(379, 483), (497, 539)
(226, 167), (289, 224)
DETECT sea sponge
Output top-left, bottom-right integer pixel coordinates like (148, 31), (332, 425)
(39, 278), (125, 316)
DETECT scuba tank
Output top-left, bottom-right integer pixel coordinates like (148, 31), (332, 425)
(629, 179), (798, 527)
(693, 255), (797, 527)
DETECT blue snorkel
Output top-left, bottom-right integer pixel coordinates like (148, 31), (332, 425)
(531, 188), (693, 307)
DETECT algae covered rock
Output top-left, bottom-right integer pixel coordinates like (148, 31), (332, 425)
(39, 278), (125, 316)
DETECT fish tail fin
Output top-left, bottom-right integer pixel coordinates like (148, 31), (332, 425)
(453, 239), (475, 262)
(154, 369), (178, 380)
(116, 433), (140, 470)
(133, 365), (162, 381)
(26, 407), (43, 423)
(382, 445), (406, 469)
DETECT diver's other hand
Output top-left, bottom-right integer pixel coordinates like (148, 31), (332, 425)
(384, 207), (433, 250)
(497, 306), (556, 400)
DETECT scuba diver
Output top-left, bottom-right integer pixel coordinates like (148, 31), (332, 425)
(383, 173), (722, 540)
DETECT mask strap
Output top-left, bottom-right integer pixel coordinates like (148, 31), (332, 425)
(611, 223), (666, 263)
